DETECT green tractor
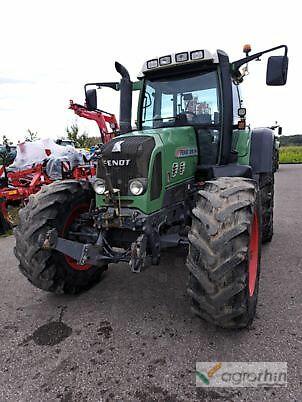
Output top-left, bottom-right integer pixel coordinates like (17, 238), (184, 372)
(14, 45), (288, 329)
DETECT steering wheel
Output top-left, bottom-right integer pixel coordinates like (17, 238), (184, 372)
(185, 111), (198, 118)
(176, 111), (198, 121)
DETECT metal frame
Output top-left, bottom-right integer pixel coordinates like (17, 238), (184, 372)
(69, 100), (119, 144)
(231, 45), (288, 74)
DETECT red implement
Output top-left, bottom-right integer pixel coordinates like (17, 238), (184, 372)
(69, 100), (118, 144)
(0, 162), (96, 233)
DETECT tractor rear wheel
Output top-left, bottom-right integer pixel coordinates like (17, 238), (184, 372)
(259, 172), (274, 243)
(273, 147), (279, 173)
(14, 180), (107, 294)
(187, 177), (261, 329)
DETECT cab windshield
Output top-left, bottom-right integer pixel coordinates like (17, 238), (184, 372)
(141, 70), (220, 129)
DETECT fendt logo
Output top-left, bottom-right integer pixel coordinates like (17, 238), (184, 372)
(103, 159), (131, 167)
(112, 140), (124, 153)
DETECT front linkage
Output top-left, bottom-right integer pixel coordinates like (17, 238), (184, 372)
(41, 201), (188, 273)
(41, 206), (149, 272)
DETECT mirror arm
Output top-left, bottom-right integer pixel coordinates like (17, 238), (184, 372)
(84, 82), (120, 91)
(231, 45), (288, 75)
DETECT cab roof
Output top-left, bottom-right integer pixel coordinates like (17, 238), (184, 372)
(139, 49), (219, 77)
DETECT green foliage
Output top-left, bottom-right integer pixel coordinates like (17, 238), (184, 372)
(0, 135), (15, 165)
(0, 229), (13, 238)
(280, 135), (302, 147)
(25, 129), (39, 142)
(280, 146), (302, 164)
(83, 136), (101, 148)
(66, 123), (101, 148)
(66, 123), (89, 148)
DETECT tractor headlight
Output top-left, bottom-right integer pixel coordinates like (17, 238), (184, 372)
(129, 179), (145, 196)
(93, 179), (106, 195)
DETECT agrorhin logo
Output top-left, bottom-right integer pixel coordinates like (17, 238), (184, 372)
(196, 362), (222, 385)
(196, 362), (287, 388)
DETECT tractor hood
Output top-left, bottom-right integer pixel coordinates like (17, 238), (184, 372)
(96, 126), (198, 214)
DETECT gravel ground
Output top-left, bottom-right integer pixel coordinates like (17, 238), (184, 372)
(0, 164), (301, 401)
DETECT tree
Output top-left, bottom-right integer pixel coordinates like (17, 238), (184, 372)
(280, 135), (302, 147)
(1, 134), (13, 146)
(25, 129), (39, 142)
(66, 123), (92, 148)
(84, 136), (101, 148)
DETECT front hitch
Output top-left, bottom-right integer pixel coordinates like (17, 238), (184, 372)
(129, 234), (147, 273)
(40, 229), (127, 266)
(40, 228), (154, 273)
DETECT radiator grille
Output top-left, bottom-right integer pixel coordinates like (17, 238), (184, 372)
(97, 136), (155, 195)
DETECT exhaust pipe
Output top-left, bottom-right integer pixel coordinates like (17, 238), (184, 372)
(115, 62), (132, 134)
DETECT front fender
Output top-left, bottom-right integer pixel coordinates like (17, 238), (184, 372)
(250, 128), (274, 173)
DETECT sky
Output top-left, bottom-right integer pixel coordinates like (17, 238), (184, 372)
(0, 0), (300, 143)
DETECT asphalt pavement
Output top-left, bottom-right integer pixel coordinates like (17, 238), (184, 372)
(0, 164), (301, 401)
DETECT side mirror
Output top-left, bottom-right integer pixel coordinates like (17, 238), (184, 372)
(278, 126), (283, 135)
(266, 56), (288, 86)
(85, 88), (97, 111)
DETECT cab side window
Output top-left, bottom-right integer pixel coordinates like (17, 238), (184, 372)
(142, 85), (155, 128)
(232, 83), (241, 125)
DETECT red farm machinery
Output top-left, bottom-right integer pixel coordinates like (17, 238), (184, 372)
(0, 101), (118, 234)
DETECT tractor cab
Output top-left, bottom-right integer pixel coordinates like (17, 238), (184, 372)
(136, 47), (288, 168)
(85, 45), (288, 173)
(138, 51), (221, 165)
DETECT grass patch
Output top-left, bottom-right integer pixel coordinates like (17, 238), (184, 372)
(280, 146), (302, 164)
(0, 229), (13, 238)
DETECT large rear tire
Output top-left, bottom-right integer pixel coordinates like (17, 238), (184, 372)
(14, 180), (107, 294)
(187, 177), (261, 329)
(273, 147), (279, 173)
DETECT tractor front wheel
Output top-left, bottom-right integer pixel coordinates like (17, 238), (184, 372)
(259, 172), (274, 243)
(187, 177), (261, 329)
(14, 180), (107, 294)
